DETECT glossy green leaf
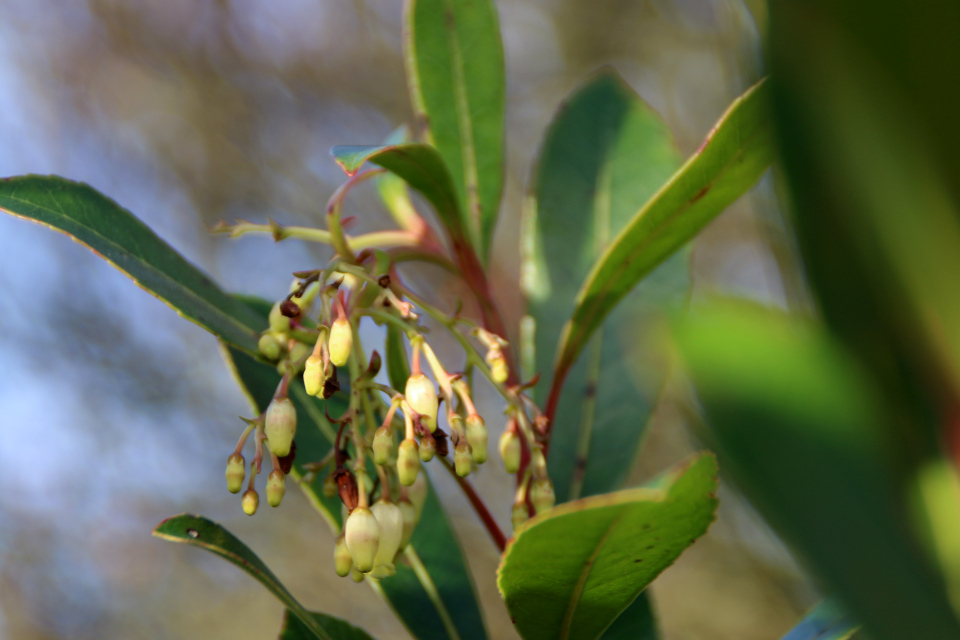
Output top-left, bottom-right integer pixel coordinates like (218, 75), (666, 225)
(498, 453), (718, 640)
(221, 301), (487, 640)
(385, 323), (411, 392)
(523, 69), (687, 503)
(548, 79), (772, 414)
(781, 601), (857, 640)
(404, 0), (505, 256)
(279, 609), (376, 640)
(153, 515), (356, 640)
(0, 175), (264, 353)
(599, 594), (657, 640)
(674, 303), (960, 640)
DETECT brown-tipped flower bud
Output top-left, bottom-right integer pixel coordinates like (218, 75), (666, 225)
(269, 302), (291, 333)
(258, 333), (282, 361)
(334, 468), (359, 510)
(266, 470), (286, 507)
(242, 489), (259, 516)
(303, 354), (323, 396)
(370, 500), (404, 577)
(323, 470), (338, 498)
(397, 438), (421, 486)
(398, 498), (416, 550)
(345, 507), (380, 573)
(408, 472), (428, 520)
(511, 501), (529, 530)
(334, 535), (353, 577)
(486, 347), (508, 384)
(225, 454), (246, 494)
(530, 476), (556, 514)
(465, 414), (488, 464)
(454, 442), (473, 477)
(328, 318), (353, 367)
(419, 434), (436, 462)
(265, 397), (297, 457)
(372, 426), (394, 466)
(499, 429), (521, 474)
(405, 374), (438, 432)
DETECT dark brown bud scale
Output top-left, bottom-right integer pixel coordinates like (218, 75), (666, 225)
(280, 299), (301, 318)
(335, 467), (359, 510)
(277, 440), (296, 474)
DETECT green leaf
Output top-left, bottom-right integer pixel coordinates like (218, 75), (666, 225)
(404, 0), (505, 256)
(599, 594), (657, 640)
(674, 303), (960, 640)
(523, 69), (688, 503)
(498, 453), (718, 640)
(385, 324), (411, 392)
(153, 515), (355, 640)
(0, 175), (265, 353)
(220, 302), (487, 640)
(548, 79), (773, 414)
(781, 601), (857, 640)
(279, 609), (376, 640)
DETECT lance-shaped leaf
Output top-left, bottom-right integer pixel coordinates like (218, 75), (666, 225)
(674, 303), (960, 640)
(385, 324), (411, 392)
(546, 79), (773, 422)
(153, 514), (370, 640)
(523, 69), (687, 503)
(781, 601), (858, 640)
(0, 175), (264, 353)
(221, 303), (487, 640)
(498, 453), (718, 640)
(279, 609), (376, 640)
(404, 0), (505, 256)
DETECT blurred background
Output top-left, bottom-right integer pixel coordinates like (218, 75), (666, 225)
(0, 1), (813, 638)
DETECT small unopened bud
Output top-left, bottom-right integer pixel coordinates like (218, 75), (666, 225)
(373, 426), (393, 466)
(465, 414), (488, 464)
(345, 507), (380, 573)
(335, 468), (359, 510)
(511, 502), (529, 530)
(225, 454), (245, 494)
(419, 434), (436, 462)
(266, 470), (286, 507)
(242, 489), (259, 516)
(397, 438), (421, 486)
(371, 500), (404, 576)
(303, 354), (323, 396)
(499, 430), (521, 474)
(454, 442), (473, 477)
(530, 476), (555, 513)
(265, 397), (297, 457)
(405, 374), (438, 432)
(351, 566), (366, 583)
(398, 498), (416, 550)
(323, 471), (338, 498)
(408, 472), (428, 520)
(486, 347), (508, 384)
(269, 302), (291, 332)
(258, 333), (282, 361)
(328, 318), (353, 367)
(334, 535), (353, 577)
(288, 342), (311, 370)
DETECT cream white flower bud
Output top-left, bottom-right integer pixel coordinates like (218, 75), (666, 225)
(303, 354), (323, 396)
(398, 498), (416, 550)
(351, 567), (366, 583)
(405, 374), (438, 432)
(465, 414), (488, 464)
(373, 426), (393, 466)
(454, 442), (473, 477)
(328, 318), (353, 367)
(486, 346), (508, 384)
(530, 476), (556, 514)
(258, 333), (282, 361)
(397, 438), (421, 486)
(499, 429), (521, 474)
(345, 507), (380, 573)
(334, 535), (353, 577)
(266, 470), (286, 507)
(265, 397), (297, 457)
(242, 489), (259, 516)
(225, 454), (245, 494)
(269, 302), (290, 332)
(419, 434), (436, 462)
(370, 500), (403, 577)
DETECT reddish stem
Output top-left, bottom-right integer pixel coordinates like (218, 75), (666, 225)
(441, 458), (507, 552)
